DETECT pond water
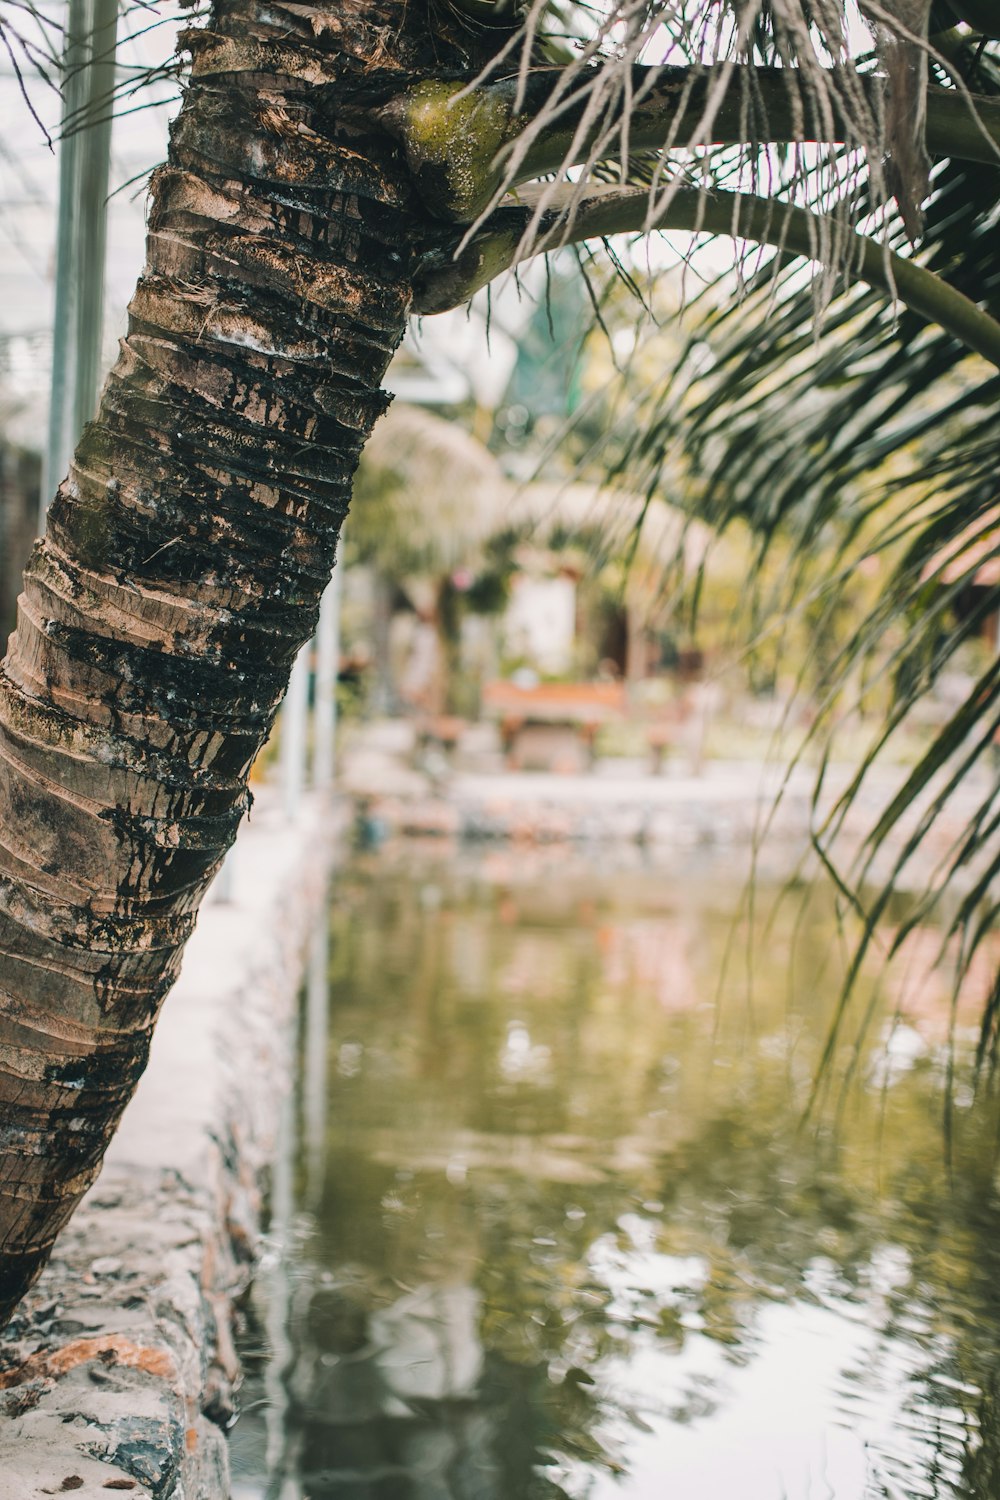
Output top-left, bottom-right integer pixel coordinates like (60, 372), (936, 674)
(230, 844), (1000, 1500)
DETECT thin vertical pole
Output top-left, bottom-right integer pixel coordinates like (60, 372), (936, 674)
(41, 0), (118, 526)
(212, 845), (236, 904)
(72, 0), (117, 441)
(263, 1005), (302, 1500)
(313, 569), (341, 792)
(281, 642), (311, 821)
(302, 916), (329, 1209)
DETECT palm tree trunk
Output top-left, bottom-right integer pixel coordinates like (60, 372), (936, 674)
(0, 0), (459, 1327)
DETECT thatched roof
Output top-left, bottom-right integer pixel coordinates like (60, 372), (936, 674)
(350, 407), (744, 610)
(351, 404), (511, 576)
(503, 478), (747, 611)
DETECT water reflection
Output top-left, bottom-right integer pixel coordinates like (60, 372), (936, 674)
(231, 846), (1000, 1500)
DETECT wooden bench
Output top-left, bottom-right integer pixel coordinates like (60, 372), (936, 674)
(482, 681), (627, 770)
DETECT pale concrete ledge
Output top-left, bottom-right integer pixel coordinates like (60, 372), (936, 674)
(0, 790), (340, 1500)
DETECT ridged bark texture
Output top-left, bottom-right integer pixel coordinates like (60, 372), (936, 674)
(0, 0), (462, 1326)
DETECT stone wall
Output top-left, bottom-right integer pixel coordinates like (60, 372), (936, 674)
(0, 791), (341, 1499)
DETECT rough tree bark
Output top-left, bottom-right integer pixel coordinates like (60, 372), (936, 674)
(0, 0), (482, 1327)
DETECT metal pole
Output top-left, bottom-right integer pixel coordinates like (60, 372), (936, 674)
(72, 0), (117, 440)
(212, 846), (236, 904)
(281, 642), (311, 821)
(263, 1006), (302, 1500)
(41, 0), (118, 526)
(312, 568), (341, 792)
(302, 916), (329, 1209)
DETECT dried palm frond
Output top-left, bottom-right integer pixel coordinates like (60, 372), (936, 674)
(454, 0), (894, 264)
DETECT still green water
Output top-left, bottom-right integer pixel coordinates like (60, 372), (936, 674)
(230, 845), (1000, 1500)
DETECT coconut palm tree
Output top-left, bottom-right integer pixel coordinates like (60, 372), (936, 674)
(0, 0), (998, 1329)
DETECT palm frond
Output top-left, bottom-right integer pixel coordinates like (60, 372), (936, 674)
(448, 0), (1000, 283)
(559, 29), (1000, 1061)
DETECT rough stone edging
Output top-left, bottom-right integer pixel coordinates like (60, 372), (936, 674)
(0, 790), (342, 1500)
